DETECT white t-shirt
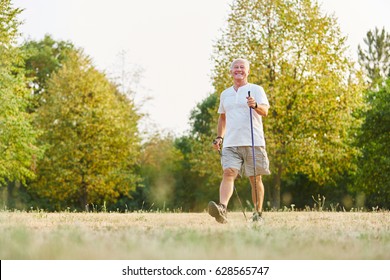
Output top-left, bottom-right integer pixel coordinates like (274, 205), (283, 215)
(218, 83), (269, 147)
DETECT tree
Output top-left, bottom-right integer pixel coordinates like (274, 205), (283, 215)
(355, 78), (390, 208)
(0, 0), (41, 187)
(136, 133), (183, 210)
(189, 94), (218, 138)
(192, 0), (364, 208)
(30, 50), (141, 210)
(358, 27), (390, 87)
(21, 34), (75, 110)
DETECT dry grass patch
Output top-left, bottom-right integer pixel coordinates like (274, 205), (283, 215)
(0, 211), (389, 259)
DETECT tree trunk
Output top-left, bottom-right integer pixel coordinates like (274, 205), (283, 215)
(80, 180), (88, 210)
(272, 165), (282, 209)
(6, 180), (15, 209)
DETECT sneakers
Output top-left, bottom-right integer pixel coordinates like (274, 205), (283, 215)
(208, 201), (228, 224)
(252, 212), (264, 224)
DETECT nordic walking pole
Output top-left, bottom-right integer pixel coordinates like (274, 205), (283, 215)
(248, 91), (259, 216)
(234, 186), (248, 222)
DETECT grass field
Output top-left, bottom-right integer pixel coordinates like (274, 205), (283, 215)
(0, 210), (389, 260)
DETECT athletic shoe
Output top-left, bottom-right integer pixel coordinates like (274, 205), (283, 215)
(208, 201), (228, 224)
(252, 212), (264, 224)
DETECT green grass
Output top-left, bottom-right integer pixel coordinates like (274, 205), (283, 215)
(0, 211), (389, 259)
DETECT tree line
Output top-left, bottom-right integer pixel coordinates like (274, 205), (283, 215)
(1, 0), (389, 211)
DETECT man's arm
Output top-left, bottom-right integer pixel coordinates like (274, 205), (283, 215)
(213, 113), (226, 151)
(217, 113), (226, 137)
(247, 96), (269, 117)
(254, 104), (269, 117)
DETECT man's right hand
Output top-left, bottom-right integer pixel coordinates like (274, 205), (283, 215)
(212, 137), (223, 151)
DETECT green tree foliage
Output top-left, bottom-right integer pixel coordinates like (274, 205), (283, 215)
(136, 133), (183, 210)
(190, 94), (218, 138)
(355, 78), (390, 208)
(0, 0), (41, 185)
(30, 50), (141, 210)
(358, 27), (390, 87)
(21, 34), (75, 110)
(174, 134), (228, 212)
(187, 94), (224, 207)
(191, 0), (364, 208)
(173, 135), (204, 211)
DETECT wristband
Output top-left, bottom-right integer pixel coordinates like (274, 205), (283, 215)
(213, 136), (223, 145)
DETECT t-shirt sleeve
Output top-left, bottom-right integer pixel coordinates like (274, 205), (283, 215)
(256, 86), (270, 107)
(217, 94), (225, 114)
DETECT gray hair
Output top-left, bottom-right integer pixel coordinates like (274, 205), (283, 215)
(230, 58), (250, 70)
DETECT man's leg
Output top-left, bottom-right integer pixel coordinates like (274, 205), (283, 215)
(249, 175), (264, 213)
(219, 168), (238, 207)
(208, 168), (238, 224)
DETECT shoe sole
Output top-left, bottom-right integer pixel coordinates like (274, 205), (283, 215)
(208, 201), (227, 224)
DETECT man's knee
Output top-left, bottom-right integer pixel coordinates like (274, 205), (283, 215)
(249, 175), (262, 184)
(223, 168), (238, 178)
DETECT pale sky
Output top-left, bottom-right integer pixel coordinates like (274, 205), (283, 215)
(12, 0), (390, 136)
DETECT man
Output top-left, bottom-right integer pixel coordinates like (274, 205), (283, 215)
(209, 58), (270, 224)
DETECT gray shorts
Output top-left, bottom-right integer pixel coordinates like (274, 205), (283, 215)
(221, 146), (271, 177)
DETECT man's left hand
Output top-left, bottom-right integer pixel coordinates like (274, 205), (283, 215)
(246, 96), (257, 109)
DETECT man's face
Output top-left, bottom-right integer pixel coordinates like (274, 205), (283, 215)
(230, 61), (249, 81)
